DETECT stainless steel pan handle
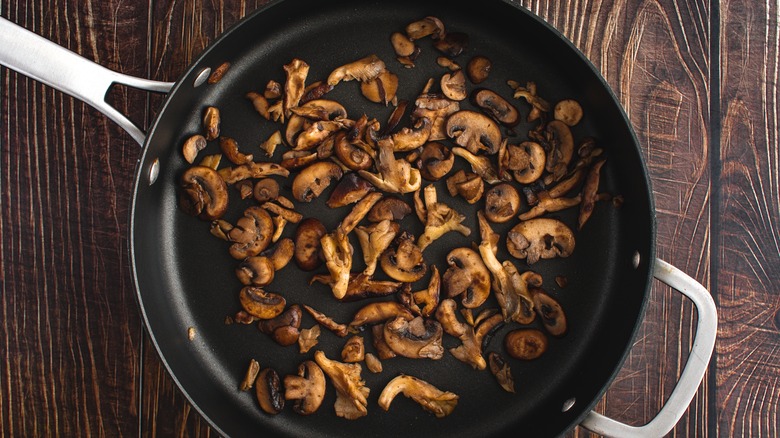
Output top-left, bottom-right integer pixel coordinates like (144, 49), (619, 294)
(0, 17), (174, 146)
(581, 258), (717, 437)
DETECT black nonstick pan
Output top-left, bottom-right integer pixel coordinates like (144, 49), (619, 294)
(0, 0), (716, 436)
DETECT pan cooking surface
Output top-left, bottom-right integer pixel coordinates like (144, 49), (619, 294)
(131, 0), (655, 436)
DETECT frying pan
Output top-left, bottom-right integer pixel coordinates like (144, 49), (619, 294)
(0, 0), (716, 436)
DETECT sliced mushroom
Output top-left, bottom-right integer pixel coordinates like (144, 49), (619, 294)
(434, 32), (468, 57)
(179, 166), (229, 220)
(417, 185), (471, 251)
(358, 139), (422, 194)
(291, 161), (343, 202)
(499, 141), (546, 184)
(446, 110), (502, 155)
(294, 218), (326, 271)
(349, 301), (413, 328)
(378, 375), (458, 418)
(578, 159), (606, 230)
(466, 56), (491, 84)
(544, 120), (575, 177)
(518, 192), (581, 221)
(239, 287), (286, 320)
(391, 31), (416, 57)
(218, 161), (290, 184)
(506, 218), (575, 264)
(247, 91), (271, 120)
(488, 352), (515, 393)
(504, 328), (548, 360)
(313, 350), (370, 420)
(182, 134), (207, 164)
(283, 58), (310, 118)
(280, 150), (319, 170)
(451, 146), (502, 184)
(419, 141), (455, 181)
(286, 99), (348, 146)
(554, 99), (583, 126)
(203, 106), (220, 140)
(380, 231), (427, 282)
(341, 335), (365, 363)
(311, 273), (403, 302)
(236, 256), (275, 286)
(509, 80), (551, 121)
(327, 54), (387, 86)
(532, 290), (567, 336)
(383, 316), (444, 360)
(263, 238), (295, 271)
(302, 304), (350, 337)
(264, 79), (282, 99)
(440, 70), (467, 101)
(326, 172), (376, 208)
(240, 359), (261, 391)
(442, 247), (491, 309)
(364, 353), (383, 374)
(472, 89), (519, 126)
(412, 93), (460, 141)
(337, 191), (383, 235)
(249, 179), (278, 204)
(219, 136), (253, 165)
(445, 170), (484, 204)
(367, 196), (412, 222)
(372, 324), (397, 360)
(334, 133), (374, 172)
(228, 206), (274, 259)
(198, 153), (222, 170)
(360, 70), (399, 105)
(255, 368), (284, 415)
(301, 81), (335, 104)
(284, 360), (326, 415)
(484, 183), (521, 223)
(258, 304), (302, 346)
(388, 117), (433, 152)
(405, 16), (445, 40)
(400, 265), (441, 317)
(355, 219), (399, 276)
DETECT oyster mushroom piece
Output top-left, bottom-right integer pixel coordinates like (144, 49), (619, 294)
(378, 375), (458, 418)
(488, 352), (515, 393)
(286, 99), (348, 146)
(239, 287), (286, 320)
(383, 316), (444, 360)
(202, 106), (220, 140)
(451, 146), (502, 184)
(258, 304), (302, 346)
(341, 335), (366, 363)
(367, 196), (412, 222)
(337, 191), (383, 235)
(380, 231), (427, 282)
(228, 206), (274, 259)
(303, 305), (350, 337)
(298, 325), (321, 353)
(440, 70), (467, 101)
(412, 93), (460, 141)
(218, 161), (290, 184)
(179, 166), (229, 220)
(503, 264), (541, 324)
(313, 350), (370, 420)
(358, 139), (422, 194)
(578, 159), (606, 230)
(544, 120), (575, 177)
(283, 58), (310, 118)
(435, 299), (483, 369)
(419, 141), (454, 181)
(472, 89), (519, 127)
(320, 230), (353, 300)
(446, 110), (503, 156)
(400, 266), (441, 317)
(355, 220), (400, 276)
(506, 218), (576, 264)
(291, 161), (343, 202)
(484, 183), (521, 223)
(284, 360), (326, 415)
(442, 247), (491, 309)
(311, 273), (403, 302)
(327, 54), (387, 86)
(417, 185), (471, 251)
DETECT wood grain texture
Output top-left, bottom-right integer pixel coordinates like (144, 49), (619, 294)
(0, 0), (148, 436)
(719, 0), (780, 436)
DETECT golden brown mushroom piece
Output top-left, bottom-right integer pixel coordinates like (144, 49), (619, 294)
(202, 106), (220, 140)
(466, 55), (492, 84)
(358, 139), (422, 194)
(399, 265), (441, 318)
(417, 184), (471, 251)
(218, 161), (290, 184)
(349, 301), (413, 328)
(488, 352), (515, 393)
(446, 110), (502, 155)
(239, 287), (286, 320)
(360, 70), (399, 105)
(442, 247), (491, 309)
(182, 134), (207, 164)
(446, 170), (484, 204)
(327, 54), (387, 86)
(378, 375), (458, 418)
(291, 161), (343, 202)
(484, 183), (521, 223)
(544, 120), (575, 178)
(284, 360), (326, 415)
(355, 219), (400, 276)
(554, 99), (584, 126)
(499, 141), (546, 184)
(506, 218), (576, 264)
(285, 99), (348, 146)
(313, 350), (370, 420)
(412, 93), (460, 141)
(380, 231), (427, 282)
(451, 146), (502, 184)
(532, 290), (568, 336)
(367, 196), (412, 222)
(236, 256), (275, 287)
(440, 70), (467, 101)
(258, 304), (302, 346)
(504, 328), (548, 360)
(383, 316), (444, 360)
(341, 335), (366, 363)
(293, 218), (326, 271)
(435, 299), (502, 369)
(326, 172), (376, 208)
(333, 133), (374, 173)
(228, 206), (274, 259)
(178, 166), (229, 221)
(219, 136), (253, 165)
(472, 89), (519, 127)
(283, 58), (310, 118)
(419, 141), (454, 181)
(405, 16), (445, 40)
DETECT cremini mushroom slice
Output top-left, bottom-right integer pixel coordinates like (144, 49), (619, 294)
(391, 31), (416, 57)
(360, 70), (399, 105)
(337, 191), (383, 235)
(178, 166), (229, 220)
(326, 173), (376, 208)
(341, 335), (366, 363)
(298, 325), (321, 354)
(182, 134), (207, 164)
(502, 263), (540, 324)
(554, 99), (583, 126)
(358, 139), (422, 194)
(218, 161), (290, 184)
(544, 120), (575, 179)
(203, 106), (220, 140)
(505, 328), (548, 360)
(283, 58), (310, 118)
(484, 183), (521, 223)
(442, 247), (491, 309)
(235, 180), (253, 199)
(240, 359), (261, 391)
(303, 304), (350, 337)
(239, 287), (286, 320)
(378, 375), (458, 418)
(488, 352), (515, 393)
(355, 220), (400, 276)
(412, 93), (460, 141)
(499, 141), (546, 184)
(294, 218), (326, 271)
(293, 120), (347, 151)
(334, 133), (374, 172)
(263, 238), (295, 271)
(445, 169), (484, 204)
(437, 56), (460, 71)
(434, 32), (468, 57)
(384, 316), (444, 360)
(280, 150), (318, 170)
(440, 70), (467, 101)
(311, 273), (403, 302)
(419, 141), (455, 181)
(380, 231), (428, 282)
(472, 88), (520, 127)
(209, 219), (233, 241)
(578, 159), (606, 229)
(255, 368), (285, 415)
(367, 196), (412, 222)
(236, 256), (275, 287)
(258, 304), (302, 346)
(532, 290), (567, 336)
(313, 350), (370, 420)
(219, 136), (253, 165)
(446, 110), (502, 155)
(405, 16), (445, 41)
(364, 353), (383, 374)
(372, 324), (396, 359)
(327, 54), (387, 86)
(506, 218), (576, 264)
(387, 117), (433, 152)
(466, 55), (491, 84)
(262, 201), (303, 225)
(228, 206), (274, 259)
(291, 161), (343, 202)
(349, 301), (413, 328)
(284, 360), (326, 415)
(207, 61), (230, 84)
(451, 146), (502, 184)
(417, 185), (471, 251)
(253, 178), (280, 203)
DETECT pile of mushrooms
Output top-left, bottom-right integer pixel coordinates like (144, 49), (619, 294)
(177, 14), (615, 421)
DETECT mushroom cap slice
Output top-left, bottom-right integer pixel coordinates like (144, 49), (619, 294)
(284, 360), (326, 415)
(500, 141), (546, 184)
(327, 54), (387, 86)
(179, 166), (229, 221)
(446, 110), (502, 155)
(532, 290), (567, 336)
(505, 328), (548, 360)
(239, 287), (286, 320)
(294, 218), (326, 271)
(472, 88), (519, 126)
(380, 232), (427, 282)
(442, 247), (491, 309)
(554, 99), (583, 126)
(228, 206), (274, 259)
(383, 316), (444, 360)
(440, 70), (467, 101)
(544, 120), (575, 175)
(483, 183), (521, 223)
(506, 218), (576, 264)
(291, 161), (344, 202)
(367, 196), (412, 222)
(236, 256), (275, 286)
(466, 55), (492, 84)
(349, 301), (413, 327)
(378, 374), (458, 418)
(419, 141), (455, 181)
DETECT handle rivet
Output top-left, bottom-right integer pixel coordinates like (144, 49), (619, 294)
(193, 67), (212, 87)
(632, 251), (641, 269)
(148, 158), (160, 185)
(562, 398), (576, 412)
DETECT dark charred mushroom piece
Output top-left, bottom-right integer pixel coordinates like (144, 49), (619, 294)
(383, 316), (444, 359)
(294, 218), (326, 271)
(367, 196), (412, 222)
(292, 161), (344, 202)
(483, 183), (521, 223)
(419, 141), (454, 181)
(488, 352), (515, 393)
(239, 287), (286, 320)
(258, 304), (303, 346)
(255, 368), (285, 415)
(472, 89), (520, 127)
(380, 232), (427, 282)
(327, 172), (376, 208)
(284, 361), (326, 415)
(466, 56), (491, 84)
(532, 290), (567, 336)
(179, 166), (229, 220)
(505, 328), (549, 360)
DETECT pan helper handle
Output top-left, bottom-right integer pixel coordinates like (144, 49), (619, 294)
(580, 258), (717, 438)
(0, 17), (173, 146)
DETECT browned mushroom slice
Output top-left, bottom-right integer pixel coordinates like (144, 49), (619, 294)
(440, 70), (467, 101)
(466, 56), (491, 84)
(532, 290), (567, 336)
(445, 169), (484, 204)
(484, 183), (521, 223)
(218, 162), (290, 184)
(228, 206), (274, 259)
(286, 99), (348, 146)
(399, 265), (441, 318)
(327, 54), (387, 86)
(298, 325), (321, 354)
(179, 166), (229, 220)
(239, 287), (286, 320)
(451, 146), (502, 184)
(182, 134), (207, 164)
(412, 93), (460, 141)
(294, 218), (326, 271)
(506, 218), (575, 264)
(417, 185), (471, 251)
(236, 256), (275, 286)
(472, 89), (520, 127)
(578, 159), (606, 230)
(358, 139), (422, 194)
(341, 335), (365, 363)
(499, 141), (546, 184)
(311, 273), (403, 302)
(391, 31), (416, 57)
(367, 196), (412, 222)
(419, 141), (454, 181)
(434, 32), (468, 57)
(446, 110), (502, 155)
(505, 328), (548, 360)
(263, 238), (295, 271)
(518, 193), (581, 221)
(380, 232), (427, 282)
(442, 247), (491, 309)
(255, 368), (284, 415)
(264, 79), (282, 99)
(198, 153), (222, 170)
(435, 298), (485, 369)
(258, 304), (302, 346)
(300, 81), (335, 104)
(294, 120), (347, 151)
(336, 191), (383, 235)
(503, 263), (540, 324)
(262, 202), (302, 225)
(326, 172), (376, 208)
(389, 117), (433, 152)
(488, 352), (515, 393)
(364, 353), (383, 374)
(283, 58), (310, 118)
(203, 106), (220, 140)
(247, 91), (271, 120)
(219, 136), (253, 165)
(313, 350), (370, 419)
(355, 220), (399, 276)
(291, 161), (343, 202)
(240, 359), (261, 391)
(320, 230), (353, 300)
(284, 360), (326, 415)
(360, 70), (399, 105)
(509, 80), (551, 121)
(349, 301), (413, 328)
(334, 133), (374, 172)
(554, 99), (583, 126)
(544, 120), (575, 178)
(384, 316), (444, 360)
(250, 178), (278, 203)
(302, 304), (349, 337)
(378, 375), (458, 418)
(405, 16), (445, 40)
(372, 324), (396, 359)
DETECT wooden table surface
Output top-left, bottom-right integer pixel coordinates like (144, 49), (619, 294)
(1, 0), (777, 436)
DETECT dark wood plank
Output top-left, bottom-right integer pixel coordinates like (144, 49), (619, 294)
(0, 0), (149, 436)
(719, 1), (780, 436)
